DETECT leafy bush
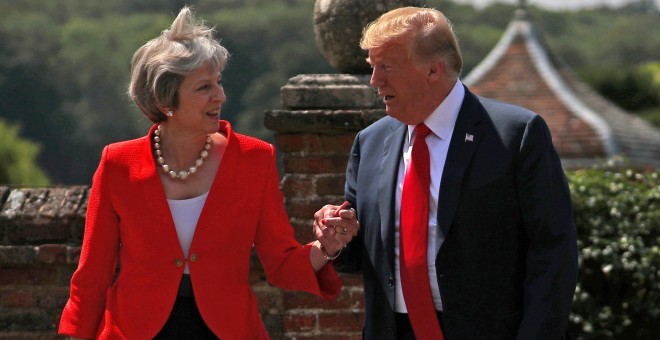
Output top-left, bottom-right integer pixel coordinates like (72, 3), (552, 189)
(0, 119), (50, 186)
(567, 163), (659, 339)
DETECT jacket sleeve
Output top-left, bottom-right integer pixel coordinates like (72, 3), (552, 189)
(253, 144), (342, 300)
(59, 146), (120, 338)
(516, 115), (578, 339)
(334, 131), (363, 273)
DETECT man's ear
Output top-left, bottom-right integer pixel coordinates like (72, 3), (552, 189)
(427, 60), (445, 82)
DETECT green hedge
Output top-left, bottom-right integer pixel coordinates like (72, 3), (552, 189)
(566, 164), (659, 339)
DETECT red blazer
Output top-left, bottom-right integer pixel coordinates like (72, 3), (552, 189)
(59, 121), (341, 339)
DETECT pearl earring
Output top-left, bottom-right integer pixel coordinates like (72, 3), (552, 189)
(167, 110), (174, 117)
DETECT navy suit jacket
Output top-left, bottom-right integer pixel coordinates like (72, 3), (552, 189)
(335, 86), (578, 339)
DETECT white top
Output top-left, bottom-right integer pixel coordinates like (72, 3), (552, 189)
(394, 80), (465, 313)
(167, 191), (209, 273)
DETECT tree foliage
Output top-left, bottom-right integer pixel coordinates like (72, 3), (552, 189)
(0, 0), (658, 184)
(0, 119), (50, 186)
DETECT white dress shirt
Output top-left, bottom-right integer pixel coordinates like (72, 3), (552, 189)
(394, 80), (465, 313)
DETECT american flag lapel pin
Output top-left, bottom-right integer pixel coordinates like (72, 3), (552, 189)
(465, 133), (474, 142)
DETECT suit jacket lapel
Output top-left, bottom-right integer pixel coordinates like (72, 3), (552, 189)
(377, 122), (407, 273)
(437, 87), (484, 238)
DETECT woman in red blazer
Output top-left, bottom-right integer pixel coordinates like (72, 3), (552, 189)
(58, 6), (357, 339)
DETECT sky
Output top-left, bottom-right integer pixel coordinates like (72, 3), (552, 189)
(452, 0), (660, 10)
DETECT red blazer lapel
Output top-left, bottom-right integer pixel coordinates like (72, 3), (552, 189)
(192, 121), (239, 247)
(134, 124), (183, 256)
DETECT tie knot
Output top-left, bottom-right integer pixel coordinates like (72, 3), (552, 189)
(415, 123), (431, 140)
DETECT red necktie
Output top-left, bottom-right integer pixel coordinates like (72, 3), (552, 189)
(400, 123), (444, 339)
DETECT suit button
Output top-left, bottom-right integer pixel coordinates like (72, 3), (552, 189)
(175, 258), (183, 267)
(190, 254), (198, 262)
(388, 276), (395, 287)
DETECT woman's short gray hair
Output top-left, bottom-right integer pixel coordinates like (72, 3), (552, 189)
(128, 6), (229, 123)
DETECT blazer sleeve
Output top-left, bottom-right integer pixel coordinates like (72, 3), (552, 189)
(253, 144), (341, 300)
(59, 146), (120, 338)
(516, 115), (578, 339)
(334, 131), (363, 273)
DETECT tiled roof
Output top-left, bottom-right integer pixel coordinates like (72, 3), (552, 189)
(463, 10), (660, 169)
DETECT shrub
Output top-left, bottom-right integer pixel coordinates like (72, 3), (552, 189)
(566, 163), (659, 339)
(0, 119), (50, 186)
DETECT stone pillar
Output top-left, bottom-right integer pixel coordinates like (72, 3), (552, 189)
(265, 1), (423, 337)
(266, 74), (384, 239)
(264, 74), (384, 338)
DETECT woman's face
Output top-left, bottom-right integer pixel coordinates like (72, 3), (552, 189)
(171, 61), (225, 134)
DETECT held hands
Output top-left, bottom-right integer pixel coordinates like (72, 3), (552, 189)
(313, 201), (359, 260)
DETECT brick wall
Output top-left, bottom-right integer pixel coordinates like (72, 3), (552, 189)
(0, 74), (381, 339)
(0, 186), (86, 339)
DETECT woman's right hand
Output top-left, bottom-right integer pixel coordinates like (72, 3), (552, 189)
(312, 203), (359, 257)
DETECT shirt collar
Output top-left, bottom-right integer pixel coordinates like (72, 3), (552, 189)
(407, 79), (465, 141)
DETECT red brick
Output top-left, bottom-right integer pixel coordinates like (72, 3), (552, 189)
(281, 175), (314, 197)
(303, 135), (322, 152)
(0, 246), (37, 265)
(283, 155), (349, 174)
(275, 135), (325, 154)
(283, 288), (351, 310)
(283, 312), (316, 332)
(284, 334), (355, 340)
(0, 289), (34, 308)
(338, 273), (364, 287)
(0, 331), (60, 339)
(349, 289), (365, 309)
(284, 197), (329, 220)
(254, 283), (283, 312)
(0, 268), (59, 285)
(56, 265), (77, 286)
(6, 222), (69, 244)
(36, 244), (67, 264)
(315, 175), (346, 196)
(276, 134), (307, 152)
(290, 218), (315, 244)
(34, 287), (70, 309)
(318, 134), (356, 153)
(0, 307), (53, 331)
(318, 311), (364, 332)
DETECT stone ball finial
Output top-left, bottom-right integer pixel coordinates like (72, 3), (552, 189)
(313, 0), (425, 74)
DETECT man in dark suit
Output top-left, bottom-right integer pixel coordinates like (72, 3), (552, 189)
(315, 6), (578, 340)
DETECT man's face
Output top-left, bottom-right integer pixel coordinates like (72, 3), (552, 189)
(367, 44), (435, 125)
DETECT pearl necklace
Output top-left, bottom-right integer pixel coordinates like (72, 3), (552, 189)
(153, 125), (211, 181)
